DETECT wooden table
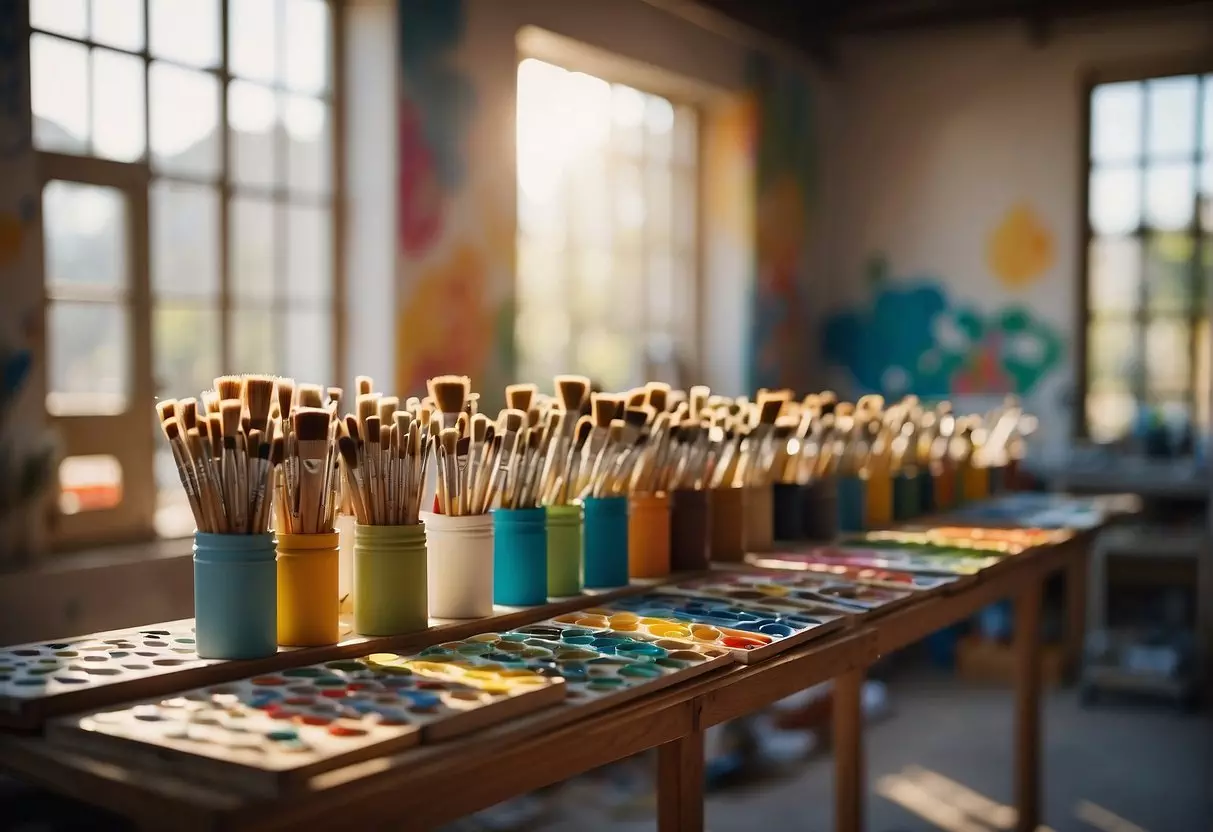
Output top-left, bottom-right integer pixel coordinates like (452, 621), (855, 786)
(0, 533), (1090, 832)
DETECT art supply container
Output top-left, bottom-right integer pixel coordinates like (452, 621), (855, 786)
(353, 523), (428, 636)
(193, 532), (277, 660)
(933, 463), (957, 510)
(582, 496), (629, 589)
(864, 469), (893, 529)
(709, 486), (745, 562)
(893, 472), (921, 522)
(492, 507), (548, 606)
(422, 511), (493, 619)
(546, 504), (583, 597)
(803, 479), (839, 541)
(988, 464), (1006, 494)
(773, 482), (806, 540)
(336, 513), (355, 618)
(670, 488), (710, 572)
(628, 492), (671, 578)
(917, 468), (936, 515)
(276, 531), (340, 647)
(962, 463), (990, 503)
(837, 475), (867, 533)
(743, 483), (774, 553)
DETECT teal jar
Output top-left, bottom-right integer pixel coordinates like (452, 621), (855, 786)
(193, 532), (278, 659)
(493, 507), (547, 606)
(582, 496), (628, 589)
(837, 475), (867, 533)
(893, 471), (921, 521)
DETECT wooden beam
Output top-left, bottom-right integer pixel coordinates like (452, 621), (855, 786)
(658, 732), (705, 832)
(1014, 577), (1044, 832)
(833, 667), (865, 832)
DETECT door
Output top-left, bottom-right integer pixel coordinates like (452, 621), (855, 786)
(39, 151), (155, 548)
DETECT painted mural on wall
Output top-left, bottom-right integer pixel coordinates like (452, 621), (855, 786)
(746, 54), (815, 393)
(396, 0), (513, 399)
(823, 257), (1064, 399)
(987, 203), (1054, 289)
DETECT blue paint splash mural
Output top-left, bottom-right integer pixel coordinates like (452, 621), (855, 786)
(823, 257), (1064, 398)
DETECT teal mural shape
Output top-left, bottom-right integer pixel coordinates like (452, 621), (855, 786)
(823, 258), (1065, 398)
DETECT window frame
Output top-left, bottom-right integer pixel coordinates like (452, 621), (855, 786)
(28, 0), (345, 548)
(1076, 58), (1213, 444)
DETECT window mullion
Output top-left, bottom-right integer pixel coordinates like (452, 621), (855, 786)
(218, 0), (232, 371)
(1134, 81), (1149, 409)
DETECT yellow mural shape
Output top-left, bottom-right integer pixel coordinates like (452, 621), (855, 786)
(987, 204), (1054, 288)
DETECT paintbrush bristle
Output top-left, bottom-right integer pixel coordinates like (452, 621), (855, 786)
(526, 406), (541, 428)
(757, 391), (786, 426)
(471, 413), (488, 443)
(428, 375), (470, 415)
(273, 378), (295, 419)
(625, 388), (646, 408)
(624, 407), (649, 429)
(505, 382), (537, 412)
(591, 394), (618, 429)
(357, 394), (378, 428)
(214, 375), (243, 402)
(293, 407), (331, 442)
(201, 390), (219, 415)
(297, 384), (324, 410)
(163, 419), (180, 442)
(344, 414), (361, 443)
(574, 415), (593, 446)
(456, 411), (469, 437)
(440, 426), (459, 456)
(502, 409), (524, 434)
(394, 410), (412, 438)
(365, 416), (381, 446)
(338, 434), (358, 469)
(327, 387), (343, 408)
(185, 429), (203, 461)
(645, 382), (670, 413)
(408, 421), (421, 455)
(484, 423), (495, 445)
(269, 434), (285, 466)
(243, 375), (275, 432)
(607, 420), (624, 443)
(379, 424), (391, 448)
(377, 396), (399, 424)
(178, 397), (198, 431)
(220, 399), (242, 438)
(465, 392), (479, 416)
(156, 399), (177, 426)
(207, 414), (224, 454)
(554, 375), (589, 413)
(356, 376), (374, 396)
(427, 414), (440, 438)
(689, 386), (709, 419)
(456, 435), (470, 459)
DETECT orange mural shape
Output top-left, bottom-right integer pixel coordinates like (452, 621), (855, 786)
(397, 243), (494, 395)
(987, 204), (1054, 289)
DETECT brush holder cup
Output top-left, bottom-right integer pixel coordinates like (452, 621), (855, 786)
(892, 472), (921, 522)
(917, 468), (935, 515)
(773, 482), (806, 541)
(546, 504), (583, 598)
(336, 513), (355, 618)
(803, 480), (838, 541)
(628, 492), (671, 579)
(962, 463), (990, 503)
(669, 488), (711, 572)
(353, 523), (428, 636)
(709, 486), (746, 562)
(582, 496), (629, 589)
(193, 532), (278, 660)
(988, 464), (1006, 495)
(742, 483), (775, 553)
(933, 463), (956, 511)
(864, 470), (893, 529)
(422, 511), (494, 619)
(276, 531), (340, 647)
(837, 475), (867, 533)
(492, 507), (548, 606)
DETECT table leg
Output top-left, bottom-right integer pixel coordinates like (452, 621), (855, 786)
(1014, 578), (1043, 832)
(1064, 544), (1088, 682)
(658, 731), (704, 832)
(834, 667), (865, 832)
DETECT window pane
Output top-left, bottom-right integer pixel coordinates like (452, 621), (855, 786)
(230, 306), (279, 375)
(616, 162), (645, 234)
(1196, 319), (1210, 430)
(612, 85), (646, 157)
(517, 237), (564, 307)
(674, 169), (695, 248)
(47, 301), (129, 415)
(1090, 237), (1142, 312)
(1145, 318), (1190, 395)
(1089, 167), (1141, 235)
(283, 308), (332, 384)
(571, 248), (610, 326)
(230, 196), (276, 301)
(648, 251), (674, 329)
(150, 63), (220, 177)
(569, 157), (610, 248)
(229, 0), (278, 82)
(1201, 160), (1212, 233)
(575, 330), (633, 393)
(284, 0), (330, 94)
(229, 81), (278, 189)
(150, 0), (220, 68)
(1144, 163), (1195, 231)
(646, 163), (672, 243)
(59, 455), (123, 515)
(1145, 233), (1194, 313)
(674, 106), (697, 165)
(646, 95), (674, 160)
(154, 304), (221, 396)
(92, 49), (145, 163)
(516, 306), (569, 383)
(1087, 319), (1137, 382)
(1091, 82), (1142, 164)
(152, 180), (220, 299)
(31, 34), (89, 154)
(286, 204), (332, 303)
(1204, 76), (1213, 155)
(1146, 76), (1197, 159)
(43, 180), (127, 293)
(1086, 383), (1135, 443)
(91, 0), (143, 51)
(31, 0), (86, 37)
(283, 94), (331, 196)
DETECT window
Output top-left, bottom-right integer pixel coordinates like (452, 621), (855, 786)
(1083, 72), (1212, 444)
(515, 57), (698, 392)
(30, 0), (339, 543)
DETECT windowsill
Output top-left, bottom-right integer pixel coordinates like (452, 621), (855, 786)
(25, 537), (192, 577)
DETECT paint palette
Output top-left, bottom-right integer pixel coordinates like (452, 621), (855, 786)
(0, 622), (213, 728)
(669, 572), (915, 614)
(49, 651), (564, 796)
(553, 592), (844, 663)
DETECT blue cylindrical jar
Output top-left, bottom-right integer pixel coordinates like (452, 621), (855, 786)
(582, 496), (629, 588)
(837, 475), (867, 533)
(492, 507), (548, 606)
(193, 531), (278, 659)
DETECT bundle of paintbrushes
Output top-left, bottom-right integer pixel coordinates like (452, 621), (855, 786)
(333, 375), (435, 525)
(155, 375), (286, 534)
(701, 389), (789, 489)
(274, 381), (344, 535)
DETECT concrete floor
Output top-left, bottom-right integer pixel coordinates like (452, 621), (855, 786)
(527, 667), (1212, 832)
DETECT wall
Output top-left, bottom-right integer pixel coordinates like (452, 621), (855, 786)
(394, 0), (824, 400)
(822, 10), (1213, 458)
